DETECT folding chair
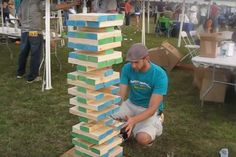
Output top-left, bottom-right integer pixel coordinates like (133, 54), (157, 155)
(155, 16), (172, 38)
(189, 30), (199, 44)
(180, 31), (200, 62)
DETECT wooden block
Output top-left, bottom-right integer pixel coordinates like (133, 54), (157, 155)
(79, 118), (114, 133)
(91, 137), (122, 155)
(97, 86), (120, 95)
(68, 41), (121, 52)
(67, 78), (120, 91)
(69, 13), (124, 22)
(67, 71), (120, 87)
(72, 124), (120, 145)
(69, 57), (122, 69)
(70, 94), (121, 111)
(70, 96), (113, 111)
(72, 138), (94, 150)
(77, 27), (114, 33)
(74, 145), (123, 157)
(76, 65), (97, 72)
(87, 20), (124, 28)
(73, 123), (113, 140)
(68, 36), (122, 47)
(68, 30), (121, 40)
(69, 51), (122, 63)
(67, 20), (124, 28)
(69, 105), (120, 121)
(68, 87), (104, 100)
(108, 146), (123, 157)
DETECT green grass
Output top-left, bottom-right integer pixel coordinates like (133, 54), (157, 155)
(0, 21), (236, 157)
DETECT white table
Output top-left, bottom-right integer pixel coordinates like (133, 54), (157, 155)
(192, 53), (236, 106)
(0, 27), (21, 59)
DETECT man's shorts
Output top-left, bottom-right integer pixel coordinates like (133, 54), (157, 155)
(112, 99), (163, 141)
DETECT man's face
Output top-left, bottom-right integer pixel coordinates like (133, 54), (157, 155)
(130, 58), (146, 72)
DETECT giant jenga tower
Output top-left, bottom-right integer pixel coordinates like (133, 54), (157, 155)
(67, 13), (124, 157)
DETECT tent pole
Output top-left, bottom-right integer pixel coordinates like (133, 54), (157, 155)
(147, 0), (150, 34)
(177, 0), (185, 47)
(142, 0), (146, 45)
(1, 0), (4, 31)
(45, 0), (52, 90)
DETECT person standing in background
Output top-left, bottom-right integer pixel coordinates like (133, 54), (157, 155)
(16, 0), (80, 83)
(199, 4), (207, 25)
(134, 0), (141, 30)
(189, 1), (198, 27)
(2, 0), (11, 24)
(210, 2), (220, 32)
(124, 0), (132, 26)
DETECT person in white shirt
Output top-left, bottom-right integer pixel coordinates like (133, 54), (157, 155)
(200, 4), (207, 25)
(189, 1), (198, 26)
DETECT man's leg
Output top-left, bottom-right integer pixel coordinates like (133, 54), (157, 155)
(27, 34), (43, 81)
(17, 32), (30, 77)
(133, 113), (163, 146)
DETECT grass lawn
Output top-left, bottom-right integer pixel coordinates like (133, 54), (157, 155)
(0, 21), (236, 157)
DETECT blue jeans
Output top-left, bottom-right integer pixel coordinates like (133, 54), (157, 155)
(17, 32), (43, 80)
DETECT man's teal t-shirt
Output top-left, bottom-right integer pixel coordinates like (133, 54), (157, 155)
(120, 62), (168, 112)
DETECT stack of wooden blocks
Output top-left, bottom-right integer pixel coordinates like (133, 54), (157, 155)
(66, 13), (124, 157)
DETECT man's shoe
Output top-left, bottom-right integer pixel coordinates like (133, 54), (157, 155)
(26, 76), (42, 83)
(16, 75), (24, 79)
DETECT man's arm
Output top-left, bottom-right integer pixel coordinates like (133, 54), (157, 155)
(55, 1), (80, 10)
(124, 94), (163, 137)
(118, 84), (128, 103)
(40, 0), (80, 11)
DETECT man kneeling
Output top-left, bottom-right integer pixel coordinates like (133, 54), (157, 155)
(112, 43), (168, 146)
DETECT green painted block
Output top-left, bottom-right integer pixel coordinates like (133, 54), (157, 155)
(67, 73), (76, 80)
(97, 61), (107, 68)
(77, 53), (88, 61)
(116, 14), (124, 20)
(79, 117), (89, 122)
(87, 56), (98, 63)
(104, 49), (114, 54)
(72, 139), (89, 150)
(114, 36), (122, 42)
(105, 27), (115, 32)
(77, 86), (87, 94)
(76, 65), (87, 72)
(80, 125), (89, 133)
(72, 132), (99, 145)
(77, 96), (87, 104)
(85, 78), (96, 86)
(78, 75), (86, 82)
(107, 59), (115, 66)
(75, 150), (92, 157)
(76, 32), (88, 39)
(78, 106), (87, 113)
(98, 37), (113, 45)
(115, 57), (123, 64)
(90, 148), (100, 155)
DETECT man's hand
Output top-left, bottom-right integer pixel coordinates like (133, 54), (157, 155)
(123, 116), (136, 137)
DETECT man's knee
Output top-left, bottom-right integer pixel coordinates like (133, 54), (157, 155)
(135, 132), (153, 146)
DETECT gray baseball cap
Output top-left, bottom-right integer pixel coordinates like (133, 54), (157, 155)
(126, 43), (148, 61)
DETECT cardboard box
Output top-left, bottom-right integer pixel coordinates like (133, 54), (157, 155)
(199, 33), (219, 58)
(193, 67), (205, 89)
(199, 68), (230, 103)
(148, 42), (182, 71)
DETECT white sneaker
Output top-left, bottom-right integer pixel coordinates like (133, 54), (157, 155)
(26, 76), (42, 83)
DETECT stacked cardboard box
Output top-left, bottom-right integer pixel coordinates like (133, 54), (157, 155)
(148, 41), (183, 71)
(67, 13), (124, 157)
(193, 68), (231, 103)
